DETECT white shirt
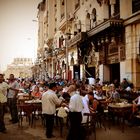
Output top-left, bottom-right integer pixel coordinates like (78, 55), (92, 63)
(69, 92), (84, 112)
(7, 80), (20, 98)
(88, 77), (95, 85)
(137, 96), (140, 105)
(42, 89), (61, 115)
(0, 82), (9, 103)
(93, 91), (103, 100)
(82, 95), (90, 123)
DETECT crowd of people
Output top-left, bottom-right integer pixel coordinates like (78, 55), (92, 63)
(0, 73), (140, 139)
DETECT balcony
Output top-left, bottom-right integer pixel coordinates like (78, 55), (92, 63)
(87, 19), (123, 37)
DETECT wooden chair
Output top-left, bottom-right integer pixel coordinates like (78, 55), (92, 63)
(81, 112), (96, 140)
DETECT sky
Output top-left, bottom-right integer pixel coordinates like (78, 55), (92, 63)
(0, 0), (41, 72)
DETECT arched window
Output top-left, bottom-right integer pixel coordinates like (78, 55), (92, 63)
(68, 28), (72, 39)
(92, 8), (97, 22)
(74, 24), (78, 35)
(85, 13), (91, 31)
(77, 20), (81, 32)
(62, 60), (66, 70)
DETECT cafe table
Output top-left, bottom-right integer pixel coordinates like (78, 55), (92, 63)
(108, 102), (132, 132)
(17, 99), (42, 127)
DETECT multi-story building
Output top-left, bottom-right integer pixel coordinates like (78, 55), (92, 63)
(35, 0), (140, 89)
(4, 58), (33, 78)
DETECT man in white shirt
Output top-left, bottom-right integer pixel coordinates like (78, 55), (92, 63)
(7, 74), (20, 123)
(88, 77), (95, 85)
(67, 84), (84, 140)
(42, 82), (62, 138)
(82, 92), (94, 123)
(0, 74), (9, 133)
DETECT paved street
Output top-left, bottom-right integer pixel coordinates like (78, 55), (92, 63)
(1, 113), (140, 140)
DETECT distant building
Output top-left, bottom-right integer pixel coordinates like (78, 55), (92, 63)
(4, 58), (33, 78)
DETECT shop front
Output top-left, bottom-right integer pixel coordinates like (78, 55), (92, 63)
(87, 19), (125, 83)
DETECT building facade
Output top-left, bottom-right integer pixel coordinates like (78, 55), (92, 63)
(33, 0), (140, 89)
(4, 58), (33, 78)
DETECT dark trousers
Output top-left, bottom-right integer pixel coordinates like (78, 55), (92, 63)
(67, 112), (83, 140)
(0, 103), (6, 131)
(44, 114), (54, 138)
(7, 98), (18, 122)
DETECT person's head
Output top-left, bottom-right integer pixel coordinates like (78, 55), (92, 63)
(96, 78), (100, 83)
(109, 84), (115, 91)
(23, 81), (30, 89)
(9, 74), (15, 81)
(67, 85), (76, 94)
(45, 83), (49, 91)
(123, 78), (127, 83)
(49, 82), (57, 91)
(56, 83), (63, 91)
(86, 85), (93, 92)
(33, 85), (39, 92)
(85, 79), (89, 85)
(0, 74), (4, 83)
(114, 79), (118, 83)
(96, 85), (102, 91)
(87, 91), (94, 101)
(39, 80), (45, 87)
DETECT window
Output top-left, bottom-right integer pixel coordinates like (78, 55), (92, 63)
(62, 0), (64, 5)
(114, 0), (120, 19)
(85, 13), (91, 31)
(60, 0), (65, 19)
(109, 0), (120, 19)
(132, 0), (140, 13)
(92, 8), (97, 22)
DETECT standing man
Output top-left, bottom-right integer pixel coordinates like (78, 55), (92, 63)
(42, 82), (62, 138)
(67, 84), (84, 140)
(7, 74), (20, 123)
(0, 74), (9, 133)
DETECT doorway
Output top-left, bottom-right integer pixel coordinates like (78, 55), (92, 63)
(110, 63), (120, 83)
(73, 65), (80, 80)
(85, 66), (95, 78)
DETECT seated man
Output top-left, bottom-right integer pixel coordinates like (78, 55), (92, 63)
(93, 85), (104, 100)
(106, 84), (120, 103)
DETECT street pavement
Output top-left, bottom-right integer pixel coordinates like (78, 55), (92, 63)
(0, 113), (140, 140)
